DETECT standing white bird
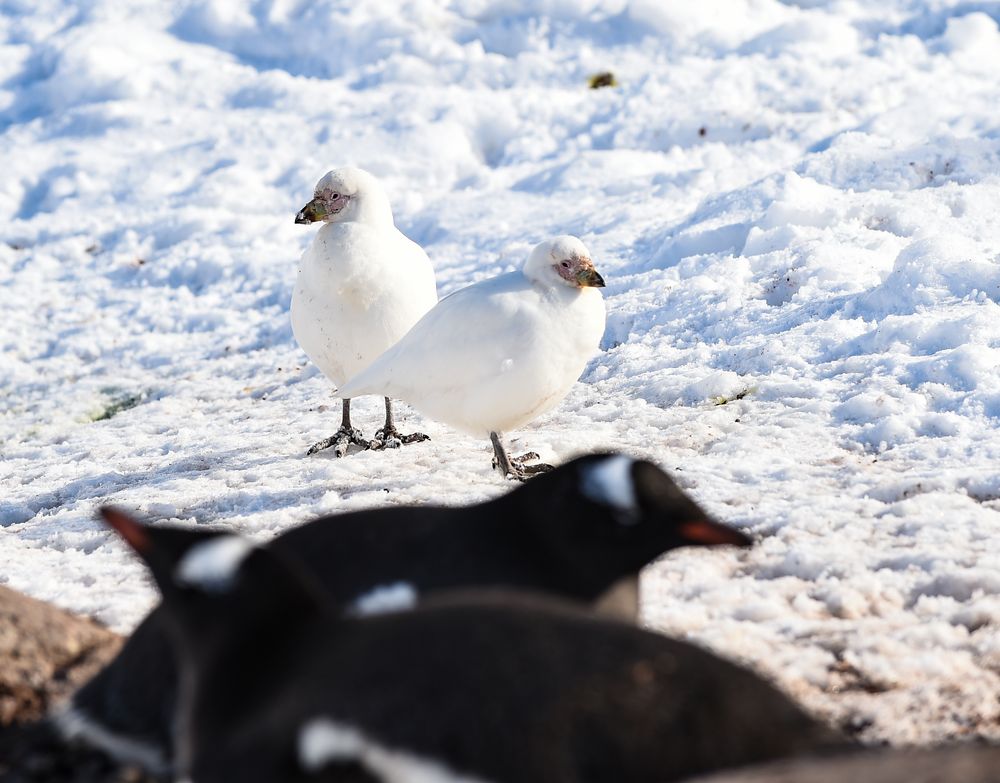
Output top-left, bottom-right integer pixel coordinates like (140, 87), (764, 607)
(292, 167), (437, 456)
(336, 236), (607, 480)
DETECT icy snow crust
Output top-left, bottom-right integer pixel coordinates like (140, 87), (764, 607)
(2, 0), (1000, 747)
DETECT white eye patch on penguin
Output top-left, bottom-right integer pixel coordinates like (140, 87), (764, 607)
(579, 454), (640, 523)
(174, 535), (256, 593)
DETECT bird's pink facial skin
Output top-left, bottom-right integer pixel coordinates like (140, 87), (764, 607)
(554, 255), (606, 288)
(316, 188), (349, 218)
(295, 189), (352, 224)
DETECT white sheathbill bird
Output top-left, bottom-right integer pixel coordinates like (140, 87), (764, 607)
(292, 167), (437, 456)
(336, 235), (606, 479)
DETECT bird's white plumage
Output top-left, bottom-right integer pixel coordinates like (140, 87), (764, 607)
(291, 168), (437, 386)
(174, 536), (254, 593)
(299, 718), (491, 783)
(350, 582), (418, 616)
(580, 455), (638, 514)
(337, 236), (606, 437)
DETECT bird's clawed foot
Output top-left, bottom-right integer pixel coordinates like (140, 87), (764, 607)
(306, 426), (369, 457)
(494, 453), (555, 481)
(490, 433), (554, 481)
(368, 427), (430, 451)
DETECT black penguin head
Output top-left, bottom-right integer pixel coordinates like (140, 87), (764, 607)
(100, 508), (323, 649)
(101, 507), (248, 594)
(514, 454), (751, 590)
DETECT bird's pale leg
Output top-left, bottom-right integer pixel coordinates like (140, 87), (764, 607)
(490, 432), (553, 481)
(369, 397), (430, 451)
(306, 398), (369, 457)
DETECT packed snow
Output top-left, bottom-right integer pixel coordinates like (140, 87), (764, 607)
(2, 0), (1000, 749)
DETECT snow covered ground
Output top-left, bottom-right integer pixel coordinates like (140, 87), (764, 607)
(2, 0), (1000, 748)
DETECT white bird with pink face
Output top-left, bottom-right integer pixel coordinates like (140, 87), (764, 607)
(336, 236), (607, 480)
(292, 167), (437, 456)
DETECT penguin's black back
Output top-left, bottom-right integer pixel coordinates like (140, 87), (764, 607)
(271, 503), (581, 597)
(188, 594), (844, 783)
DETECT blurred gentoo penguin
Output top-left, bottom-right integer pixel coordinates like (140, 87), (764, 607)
(100, 510), (845, 783)
(62, 454), (750, 773)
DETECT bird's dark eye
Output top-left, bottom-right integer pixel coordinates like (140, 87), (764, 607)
(330, 192), (341, 200)
(560, 260), (571, 268)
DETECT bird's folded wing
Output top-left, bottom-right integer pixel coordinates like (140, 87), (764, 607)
(336, 273), (535, 401)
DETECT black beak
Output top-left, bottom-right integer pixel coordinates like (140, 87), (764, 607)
(295, 198), (327, 225)
(577, 267), (606, 288)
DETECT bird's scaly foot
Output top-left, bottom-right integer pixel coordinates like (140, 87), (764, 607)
(368, 426), (430, 451)
(492, 451), (554, 481)
(306, 426), (368, 457)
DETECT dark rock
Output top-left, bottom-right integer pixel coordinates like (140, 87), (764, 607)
(588, 71), (618, 88)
